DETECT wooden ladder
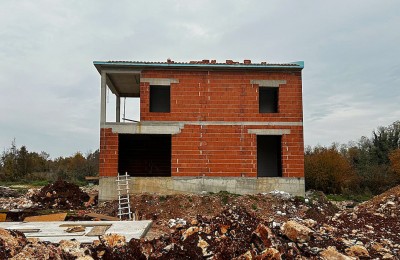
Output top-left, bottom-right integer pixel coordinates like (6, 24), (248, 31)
(116, 172), (132, 220)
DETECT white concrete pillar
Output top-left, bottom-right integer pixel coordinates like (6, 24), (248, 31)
(100, 71), (107, 125)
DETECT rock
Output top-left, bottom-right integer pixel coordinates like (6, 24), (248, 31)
(168, 218), (186, 228)
(382, 253), (395, 259)
(190, 219), (198, 225)
(235, 250), (254, 259)
(220, 224), (230, 234)
(0, 229), (28, 258)
(100, 233), (126, 248)
(197, 236), (211, 256)
(320, 246), (354, 260)
(257, 248), (281, 260)
(371, 242), (390, 253)
(345, 245), (369, 258)
(251, 223), (273, 250)
(182, 226), (199, 240)
(59, 240), (87, 258)
(281, 221), (313, 243)
(302, 219), (317, 228)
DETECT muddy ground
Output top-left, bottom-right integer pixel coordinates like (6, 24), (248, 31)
(0, 181), (399, 259)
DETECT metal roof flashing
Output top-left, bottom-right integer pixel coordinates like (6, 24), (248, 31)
(93, 60), (304, 72)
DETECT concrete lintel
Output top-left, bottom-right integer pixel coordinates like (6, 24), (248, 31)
(247, 129), (290, 135)
(141, 78), (179, 85)
(104, 123), (182, 135)
(250, 80), (286, 87)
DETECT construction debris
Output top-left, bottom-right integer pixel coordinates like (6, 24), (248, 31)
(0, 186), (19, 197)
(30, 180), (90, 209)
(0, 182), (400, 258)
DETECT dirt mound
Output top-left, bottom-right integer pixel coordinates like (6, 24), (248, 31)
(0, 186), (20, 197)
(31, 180), (89, 209)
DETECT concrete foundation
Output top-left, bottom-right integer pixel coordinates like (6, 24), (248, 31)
(99, 177), (305, 201)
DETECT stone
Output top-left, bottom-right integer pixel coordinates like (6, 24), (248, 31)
(100, 233), (126, 248)
(257, 248), (281, 260)
(182, 226), (199, 240)
(59, 240), (87, 258)
(320, 246), (354, 260)
(281, 221), (313, 243)
(345, 245), (369, 258)
(382, 253), (395, 259)
(197, 236), (211, 256)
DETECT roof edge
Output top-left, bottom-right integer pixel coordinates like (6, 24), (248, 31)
(93, 60), (304, 71)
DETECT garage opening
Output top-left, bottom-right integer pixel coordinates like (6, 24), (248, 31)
(257, 135), (282, 177)
(118, 134), (171, 177)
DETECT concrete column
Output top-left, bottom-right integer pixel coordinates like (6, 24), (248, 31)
(100, 71), (107, 125)
(116, 95), (120, 122)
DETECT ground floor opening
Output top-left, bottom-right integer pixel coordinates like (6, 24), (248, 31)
(257, 135), (282, 177)
(118, 134), (171, 177)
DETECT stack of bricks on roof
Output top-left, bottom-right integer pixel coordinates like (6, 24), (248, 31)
(94, 59), (305, 201)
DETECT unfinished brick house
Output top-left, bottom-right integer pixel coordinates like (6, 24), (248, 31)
(94, 59), (305, 200)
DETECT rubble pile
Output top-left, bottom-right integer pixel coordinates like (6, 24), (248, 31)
(0, 182), (400, 259)
(31, 180), (90, 209)
(0, 186), (19, 197)
(0, 228), (90, 259)
(0, 188), (39, 211)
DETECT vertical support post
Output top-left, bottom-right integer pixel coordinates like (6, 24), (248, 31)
(100, 71), (107, 125)
(116, 95), (121, 122)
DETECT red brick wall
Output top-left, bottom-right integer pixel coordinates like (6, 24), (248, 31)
(171, 125), (304, 178)
(140, 70), (302, 122)
(99, 128), (118, 176)
(101, 68), (304, 178)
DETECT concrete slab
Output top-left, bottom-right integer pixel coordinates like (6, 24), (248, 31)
(0, 220), (152, 243)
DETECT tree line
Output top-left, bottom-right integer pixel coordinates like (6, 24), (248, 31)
(305, 120), (400, 196)
(0, 139), (98, 184)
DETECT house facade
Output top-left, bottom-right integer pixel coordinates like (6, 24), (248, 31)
(94, 59), (305, 200)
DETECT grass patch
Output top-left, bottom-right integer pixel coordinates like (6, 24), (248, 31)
(251, 204), (258, 210)
(158, 195), (171, 202)
(217, 191), (240, 205)
(327, 193), (372, 202)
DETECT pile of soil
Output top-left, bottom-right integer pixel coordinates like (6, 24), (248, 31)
(31, 180), (89, 209)
(0, 186), (19, 197)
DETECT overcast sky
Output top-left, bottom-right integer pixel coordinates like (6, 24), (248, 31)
(0, 0), (399, 158)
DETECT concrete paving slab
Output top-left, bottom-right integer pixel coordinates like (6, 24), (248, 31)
(0, 220), (152, 243)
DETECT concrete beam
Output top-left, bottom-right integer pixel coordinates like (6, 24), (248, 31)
(250, 80), (286, 87)
(141, 78), (179, 85)
(145, 121), (303, 126)
(101, 69), (141, 74)
(104, 122), (182, 135)
(247, 129), (291, 135)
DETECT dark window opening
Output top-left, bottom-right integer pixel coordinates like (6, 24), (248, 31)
(257, 135), (282, 177)
(118, 134), (171, 177)
(259, 87), (278, 113)
(150, 85), (170, 112)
